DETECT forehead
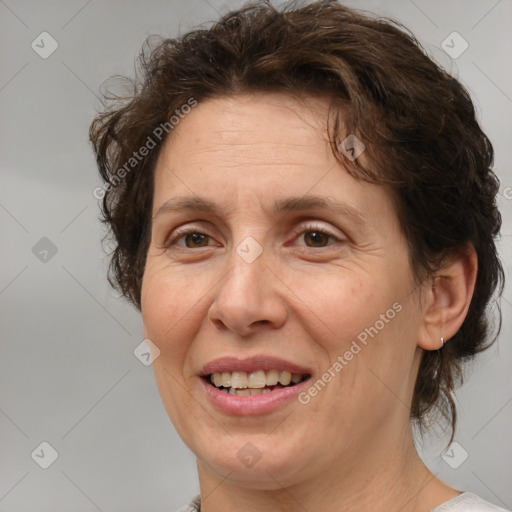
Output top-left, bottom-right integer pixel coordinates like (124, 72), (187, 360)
(151, 93), (396, 231)
(161, 93), (332, 166)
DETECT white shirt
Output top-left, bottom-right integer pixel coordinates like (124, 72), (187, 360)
(176, 492), (510, 511)
(430, 492), (510, 511)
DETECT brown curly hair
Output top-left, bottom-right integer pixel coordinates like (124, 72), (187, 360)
(89, 0), (504, 438)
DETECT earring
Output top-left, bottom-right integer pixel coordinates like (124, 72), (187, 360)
(440, 337), (445, 349)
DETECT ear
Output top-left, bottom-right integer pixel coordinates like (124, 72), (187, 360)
(417, 244), (478, 351)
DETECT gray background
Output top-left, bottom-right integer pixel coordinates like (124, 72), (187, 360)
(1, 1), (511, 511)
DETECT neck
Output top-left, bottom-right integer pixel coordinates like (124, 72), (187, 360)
(196, 423), (449, 512)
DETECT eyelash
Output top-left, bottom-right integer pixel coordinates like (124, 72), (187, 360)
(165, 223), (342, 249)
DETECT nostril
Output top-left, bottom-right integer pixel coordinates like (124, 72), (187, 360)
(210, 318), (228, 331)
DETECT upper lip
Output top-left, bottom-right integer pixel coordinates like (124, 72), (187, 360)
(199, 355), (312, 376)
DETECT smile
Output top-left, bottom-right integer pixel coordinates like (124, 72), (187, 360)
(208, 369), (307, 395)
(199, 356), (312, 414)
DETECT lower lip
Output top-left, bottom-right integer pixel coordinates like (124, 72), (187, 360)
(200, 377), (311, 415)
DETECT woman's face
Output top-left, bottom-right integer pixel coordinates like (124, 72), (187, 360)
(141, 93), (425, 488)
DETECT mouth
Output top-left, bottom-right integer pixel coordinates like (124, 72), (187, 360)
(198, 356), (312, 415)
(202, 369), (310, 396)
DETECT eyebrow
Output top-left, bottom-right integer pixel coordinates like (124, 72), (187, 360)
(153, 195), (367, 226)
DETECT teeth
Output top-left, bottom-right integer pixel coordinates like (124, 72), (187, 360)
(228, 387), (275, 396)
(248, 370), (266, 388)
(231, 371), (248, 389)
(291, 373), (302, 384)
(266, 369), (280, 386)
(209, 370), (305, 389)
(248, 388), (272, 395)
(278, 371), (291, 386)
(221, 372), (231, 387)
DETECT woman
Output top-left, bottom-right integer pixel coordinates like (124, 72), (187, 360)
(89, 2), (508, 511)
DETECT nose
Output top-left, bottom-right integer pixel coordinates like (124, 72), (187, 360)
(207, 249), (288, 337)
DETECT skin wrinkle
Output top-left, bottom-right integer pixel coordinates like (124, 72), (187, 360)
(151, 197), (371, 250)
(140, 93), (475, 512)
(87, 2), (504, 506)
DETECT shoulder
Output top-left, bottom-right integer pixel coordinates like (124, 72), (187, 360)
(432, 492), (510, 512)
(174, 494), (201, 512)
(173, 492), (510, 512)
(432, 492), (510, 511)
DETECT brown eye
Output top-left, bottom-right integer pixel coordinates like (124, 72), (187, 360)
(303, 230), (333, 247)
(183, 232), (210, 248)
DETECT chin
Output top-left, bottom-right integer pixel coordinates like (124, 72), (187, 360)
(195, 433), (314, 489)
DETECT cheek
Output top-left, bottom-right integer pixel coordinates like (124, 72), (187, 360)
(141, 262), (208, 370)
(285, 267), (379, 349)
(140, 265), (211, 435)
(290, 265), (416, 392)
